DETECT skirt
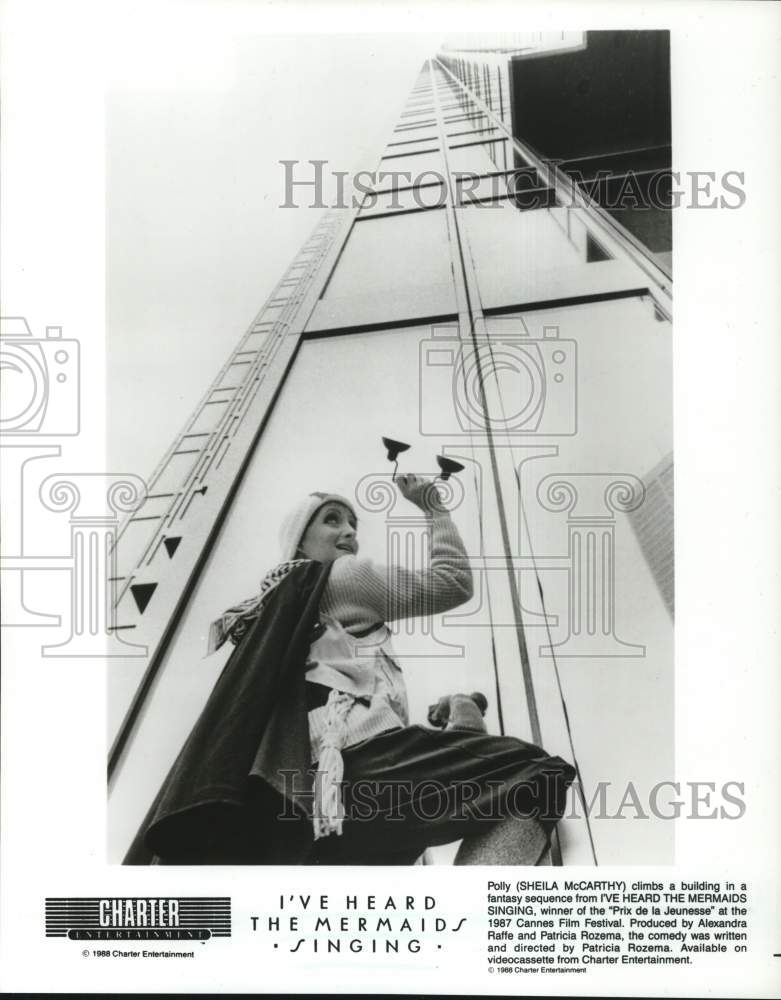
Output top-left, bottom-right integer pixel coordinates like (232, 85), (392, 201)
(305, 724), (576, 865)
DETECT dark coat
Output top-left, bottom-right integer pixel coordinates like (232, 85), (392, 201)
(125, 560), (332, 865)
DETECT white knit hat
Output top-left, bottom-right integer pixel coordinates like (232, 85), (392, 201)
(278, 492), (357, 562)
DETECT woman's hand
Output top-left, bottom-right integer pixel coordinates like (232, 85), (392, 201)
(396, 473), (447, 514)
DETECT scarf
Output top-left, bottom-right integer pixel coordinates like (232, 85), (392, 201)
(207, 491), (356, 656)
(206, 558), (309, 655)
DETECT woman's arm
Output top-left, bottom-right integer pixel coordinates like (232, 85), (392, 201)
(321, 475), (473, 630)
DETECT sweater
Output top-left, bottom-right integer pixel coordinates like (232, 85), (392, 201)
(305, 510), (473, 760)
(320, 509), (473, 630)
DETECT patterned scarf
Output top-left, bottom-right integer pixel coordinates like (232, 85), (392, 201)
(206, 491), (356, 656)
(206, 559), (309, 655)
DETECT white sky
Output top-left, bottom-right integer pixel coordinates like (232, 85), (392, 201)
(107, 30), (442, 481)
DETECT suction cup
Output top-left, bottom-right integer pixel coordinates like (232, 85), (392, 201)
(382, 437), (411, 481)
(435, 455), (465, 481)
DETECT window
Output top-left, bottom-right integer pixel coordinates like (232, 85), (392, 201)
(377, 150), (444, 180)
(308, 211), (457, 329)
(448, 139), (509, 175)
(482, 297), (673, 863)
(385, 135), (440, 156)
(326, 211), (454, 299)
(462, 202), (638, 310)
(359, 183), (447, 217)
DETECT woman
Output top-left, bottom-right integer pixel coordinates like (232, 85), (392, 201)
(141, 476), (575, 866)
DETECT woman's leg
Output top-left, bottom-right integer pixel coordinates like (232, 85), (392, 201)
(454, 817), (549, 866)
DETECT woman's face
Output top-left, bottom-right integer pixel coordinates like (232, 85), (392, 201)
(299, 502), (358, 562)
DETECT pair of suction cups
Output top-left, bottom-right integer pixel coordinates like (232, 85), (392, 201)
(382, 437), (464, 482)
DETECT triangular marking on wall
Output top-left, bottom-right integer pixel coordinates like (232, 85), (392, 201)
(130, 583), (158, 614)
(163, 536), (182, 558)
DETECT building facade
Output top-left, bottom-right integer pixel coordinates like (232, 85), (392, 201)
(109, 34), (674, 865)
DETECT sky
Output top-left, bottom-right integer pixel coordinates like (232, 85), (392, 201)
(107, 31), (442, 481)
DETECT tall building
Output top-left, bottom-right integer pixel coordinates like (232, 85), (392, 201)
(109, 33), (674, 865)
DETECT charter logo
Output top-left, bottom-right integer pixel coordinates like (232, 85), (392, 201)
(45, 897), (231, 940)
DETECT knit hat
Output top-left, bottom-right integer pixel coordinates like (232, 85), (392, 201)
(278, 491), (357, 562)
(207, 491), (358, 655)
